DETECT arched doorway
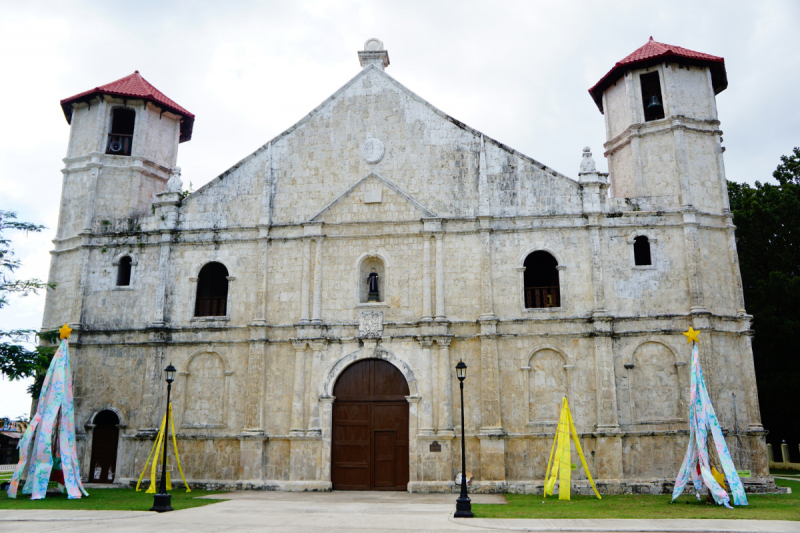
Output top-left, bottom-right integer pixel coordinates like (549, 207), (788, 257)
(332, 358), (409, 490)
(89, 410), (120, 483)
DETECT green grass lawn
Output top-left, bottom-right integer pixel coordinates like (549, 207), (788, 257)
(771, 468), (800, 477)
(472, 479), (799, 521)
(0, 487), (227, 511)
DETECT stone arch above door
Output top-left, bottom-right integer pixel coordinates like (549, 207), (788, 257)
(324, 346), (418, 398)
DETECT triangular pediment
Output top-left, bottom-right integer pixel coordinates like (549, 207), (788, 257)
(310, 172), (436, 223)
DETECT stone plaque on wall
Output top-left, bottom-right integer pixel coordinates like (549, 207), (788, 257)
(359, 310), (384, 338)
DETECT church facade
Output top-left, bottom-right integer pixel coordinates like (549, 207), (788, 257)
(44, 38), (770, 493)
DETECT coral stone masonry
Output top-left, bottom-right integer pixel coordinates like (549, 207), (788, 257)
(44, 38), (771, 494)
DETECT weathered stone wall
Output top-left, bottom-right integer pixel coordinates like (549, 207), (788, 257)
(44, 51), (769, 494)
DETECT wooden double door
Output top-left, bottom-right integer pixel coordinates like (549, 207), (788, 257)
(332, 359), (409, 491)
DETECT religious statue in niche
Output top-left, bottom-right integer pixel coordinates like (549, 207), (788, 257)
(367, 268), (380, 302)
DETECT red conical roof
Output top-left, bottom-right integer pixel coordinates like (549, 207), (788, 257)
(589, 38), (727, 113)
(61, 71), (195, 142)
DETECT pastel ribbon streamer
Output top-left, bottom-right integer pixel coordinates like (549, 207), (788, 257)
(7, 339), (88, 499)
(672, 342), (748, 507)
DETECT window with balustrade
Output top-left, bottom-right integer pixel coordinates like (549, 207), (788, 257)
(523, 251), (560, 309)
(106, 108), (135, 156)
(194, 262), (229, 317)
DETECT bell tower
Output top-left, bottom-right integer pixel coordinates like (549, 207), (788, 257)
(589, 38), (729, 213)
(57, 71), (194, 239)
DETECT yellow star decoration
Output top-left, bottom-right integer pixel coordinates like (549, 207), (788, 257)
(59, 323), (73, 340)
(682, 326), (700, 344)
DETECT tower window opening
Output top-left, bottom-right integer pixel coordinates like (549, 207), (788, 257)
(116, 256), (132, 286)
(523, 251), (561, 309)
(633, 236), (652, 266)
(640, 72), (665, 122)
(195, 262), (229, 317)
(106, 108), (135, 156)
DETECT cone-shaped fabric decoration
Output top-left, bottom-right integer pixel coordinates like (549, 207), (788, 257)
(671, 341), (748, 507)
(135, 403), (190, 493)
(7, 330), (88, 500)
(543, 397), (601, 500)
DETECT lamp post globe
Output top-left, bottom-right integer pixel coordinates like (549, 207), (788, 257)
(454, 359), (472, 518)
(150, 363), (176, 512)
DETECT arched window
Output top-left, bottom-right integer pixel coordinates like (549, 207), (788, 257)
(116, 256), (132, 286)
(524, 251), (560, 308)
(106, 108), (135, 156)
(633, 236), (652, 266)
(195, 262), (229, 317)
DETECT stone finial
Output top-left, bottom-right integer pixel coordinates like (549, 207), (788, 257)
(358, 38), (390, 70)
(580, 147), (596, 173)
(167, 166), (183, 193)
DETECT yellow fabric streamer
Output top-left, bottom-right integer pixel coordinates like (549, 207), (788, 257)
(543, 397), (601, 500)
(135, 403), (191, 493)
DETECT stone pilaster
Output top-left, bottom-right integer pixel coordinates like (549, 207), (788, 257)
(290, 340), (308, 435)
(311, 238), (323, 324)
(152, 190), (181, 326)
(434, 232), (446, 320)
(300, 238), (311, 323)
(418, 338), (435, 435)
(243, 325), (268, 432)
(478, 320), (502, 431)
(478, 218), (494, 319)
(307, 340), (327, 433)
(436, 337), (454, 434)
(682, 211), (708, 315)
(318, 396), (336, 482)
(422, 236), (432, 320)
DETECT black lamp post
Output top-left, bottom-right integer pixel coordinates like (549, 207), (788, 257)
(454, 359), (473, 518)
(150, 363), (176, 513)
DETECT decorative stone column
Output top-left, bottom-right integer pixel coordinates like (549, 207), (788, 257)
(422, 236), (433, 321)
(311, 238), (323, 324)
(436, 338), (454, 434)
(290, 340), (308, 435)
(318, 395), (336, 484)
(307, 340), (327, 434)
(434, 233), (446, 321)
(418, 338), (435, 435)
(478, 217), (494, 319)
(300, 238), (311, 323)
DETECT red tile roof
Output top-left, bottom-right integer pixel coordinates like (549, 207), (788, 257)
(589, 37), (727, 113)
(61, 71), (195, 142)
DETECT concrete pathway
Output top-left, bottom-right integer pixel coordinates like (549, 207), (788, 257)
(0, 491), (797, 533)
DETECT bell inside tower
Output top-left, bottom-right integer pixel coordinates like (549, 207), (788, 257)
(640, 71), (665, 122)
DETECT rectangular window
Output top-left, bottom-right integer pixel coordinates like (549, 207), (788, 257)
(640, 71), (665, 122)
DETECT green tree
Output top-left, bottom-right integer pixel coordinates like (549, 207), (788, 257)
(0, 210), (57, 401)
(728, 147), (800, 462)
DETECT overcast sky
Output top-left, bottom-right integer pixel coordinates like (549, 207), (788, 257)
(1, 0), (798, 418)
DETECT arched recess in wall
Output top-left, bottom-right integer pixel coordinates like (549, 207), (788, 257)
(524, 348), (570, 425)
(180, 349), (234, 428)
(628, 341), (682, 424)
(88, 409), (120, 483)
(354, 253), (390, 305)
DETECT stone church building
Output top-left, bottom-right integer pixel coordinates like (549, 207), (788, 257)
(44, 38), (769, 492)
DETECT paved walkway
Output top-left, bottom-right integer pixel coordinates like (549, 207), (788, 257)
(0, 491), (797, 532)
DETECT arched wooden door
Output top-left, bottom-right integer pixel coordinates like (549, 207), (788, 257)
(89, 410), (119, 483)
(332, 359), (409, 491)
